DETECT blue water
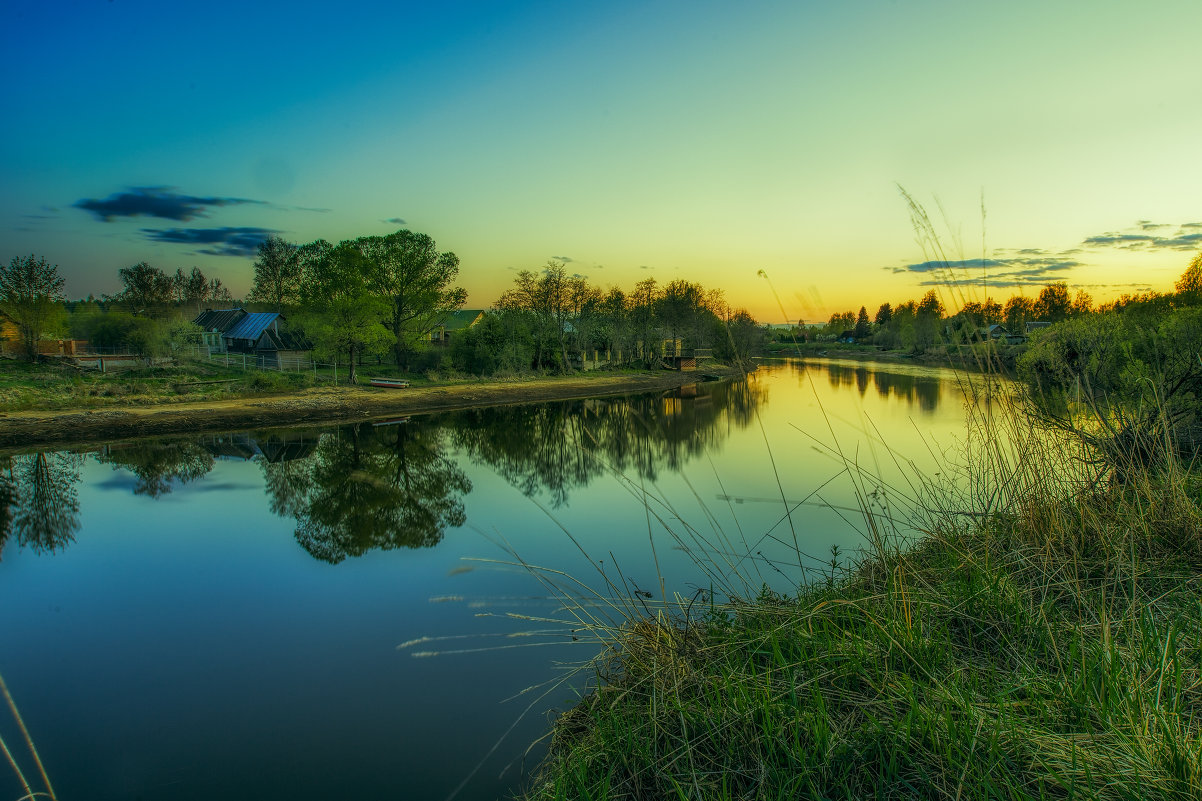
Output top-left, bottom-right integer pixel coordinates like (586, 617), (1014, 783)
(0, 359), (974, 800)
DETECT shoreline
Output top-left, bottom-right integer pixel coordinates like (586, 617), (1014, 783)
(0, 366), (748, 453)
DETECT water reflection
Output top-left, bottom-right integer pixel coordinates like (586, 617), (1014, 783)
(800, 360), (943, 412)
(1, 378), (763, 562)
(98, 440), (215, 497)
(0, 453), (82, 558)
(453, 379), (764, 506)
(262, 422), (472, 563)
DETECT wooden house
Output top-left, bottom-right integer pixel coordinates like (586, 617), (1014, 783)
(192, 308), (311, 366)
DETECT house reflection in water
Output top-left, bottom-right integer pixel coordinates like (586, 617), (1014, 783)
(202, 431), (321, 463)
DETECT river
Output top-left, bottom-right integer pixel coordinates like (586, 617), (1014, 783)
(0, 358), (977, 800)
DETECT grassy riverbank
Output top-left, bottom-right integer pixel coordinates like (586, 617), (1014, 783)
(525, 388), (1202, 799)
(0, 359), (748, 451)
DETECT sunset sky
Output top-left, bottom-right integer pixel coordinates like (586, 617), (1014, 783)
(3, 0), (1200, 322)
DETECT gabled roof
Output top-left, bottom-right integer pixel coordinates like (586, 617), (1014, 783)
(224, 312), (281, 341)
(257, 328), (311, 351)
(435, 309), (484, 331)
(193, 308), (247, 333)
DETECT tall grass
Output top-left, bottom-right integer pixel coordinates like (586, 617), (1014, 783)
(519, 224), (1202, 799)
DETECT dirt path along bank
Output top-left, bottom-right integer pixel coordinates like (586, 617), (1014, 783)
(0, 368), (746, 452)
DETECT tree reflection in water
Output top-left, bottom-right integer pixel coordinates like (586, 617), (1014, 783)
(452, 378), (765, 506)
(98, 440), (215, 497)
(261, 422), (472, 563)
(0, 452), (82, 558)
(802, 360), (943, 413)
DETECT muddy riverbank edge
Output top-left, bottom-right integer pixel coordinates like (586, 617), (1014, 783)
(0, 366), (750, 452)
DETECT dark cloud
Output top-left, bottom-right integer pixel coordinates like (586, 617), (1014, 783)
(141, 226), (278, 257)
(1082, 222), (1202, 252)
(551, 255), (574, 263)
(383, 217), (407, 225)
(293, 206), (331, 214)
(75, 187), (264, 222)
(639, 265), (651, 270)
(894, 255), (1081, 288)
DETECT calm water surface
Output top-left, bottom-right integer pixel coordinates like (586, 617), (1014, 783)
(0, 358), (976, 800)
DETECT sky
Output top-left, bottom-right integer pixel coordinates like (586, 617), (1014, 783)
(3, 0), (1201, 322)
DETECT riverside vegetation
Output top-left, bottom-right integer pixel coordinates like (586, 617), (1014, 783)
(1, 232), (766, 385)
(523, 256), (1202, 800)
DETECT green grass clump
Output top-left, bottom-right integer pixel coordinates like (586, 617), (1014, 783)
(524, 378), (1202, 800)
(0, 358), (320, 409)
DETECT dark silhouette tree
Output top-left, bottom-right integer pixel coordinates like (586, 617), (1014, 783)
(853, 306), (871, 340)
(874, 303), (893, 327)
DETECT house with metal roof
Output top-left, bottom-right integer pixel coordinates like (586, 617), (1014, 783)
(192, 308), (311, 367)
(429, 309), (485, 344)
(193, 308), (248, 352)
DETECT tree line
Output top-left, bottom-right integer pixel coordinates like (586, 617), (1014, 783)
(0, 228), (767, 376)
(813, 281), (1099, 352)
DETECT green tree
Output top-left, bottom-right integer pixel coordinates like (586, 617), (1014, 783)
(360, 230), (466, 370)
(298, 239), (391, 384)
(913, 290), (944, 351)
(0, 254), (66, 360)
(497, 261), (577, 370)
(1034, 282), (1071, 323)
(1175, 252), (1202, 305)
(208, 277), (233, 304)
(657, 280), (705, 345)
(249, 235), (303, 309)
(117, 261), (174, 314)
(1004, 295), (1035, 332)
(718, 309), (766, 362)
(853, 306), (871, 340)
(874, 303), (893, 327)
(629, 277), (663, 366)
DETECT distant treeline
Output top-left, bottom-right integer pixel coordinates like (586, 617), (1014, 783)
(2, 230), (766, 376)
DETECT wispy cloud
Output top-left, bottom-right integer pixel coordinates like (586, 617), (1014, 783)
(1082, 221), (1202, 252)
(551, 255), (574, 263)
(383, 217), (407, 225)
(141, 226), (278, 257)
(76, 187), (264, 222)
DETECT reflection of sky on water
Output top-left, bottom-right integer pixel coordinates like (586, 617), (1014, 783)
(0, 358), (976, 801)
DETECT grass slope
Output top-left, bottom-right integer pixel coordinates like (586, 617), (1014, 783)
(525, 392), (1202, 800)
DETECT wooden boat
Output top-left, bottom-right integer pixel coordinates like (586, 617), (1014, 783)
(368, 377), (411, 389)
